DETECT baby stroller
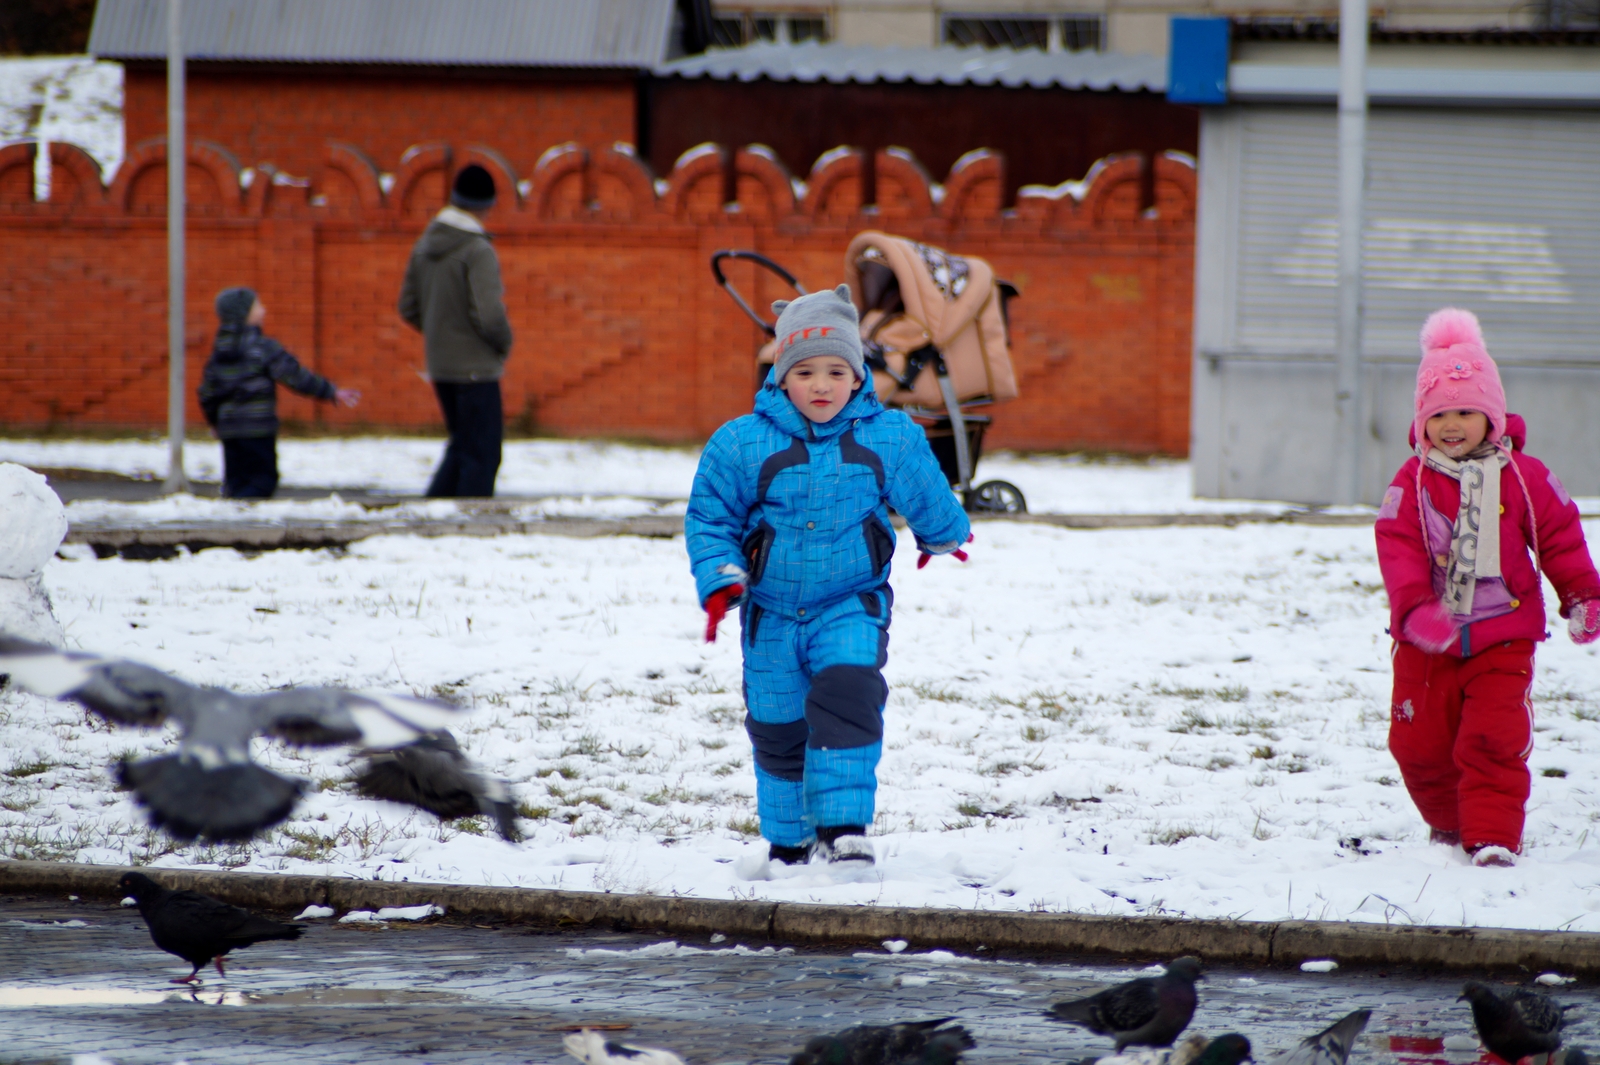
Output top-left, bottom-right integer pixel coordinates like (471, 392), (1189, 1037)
(711, 231), (1027, 513)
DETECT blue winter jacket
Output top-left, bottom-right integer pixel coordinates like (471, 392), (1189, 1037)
(686, 370), (971, 619)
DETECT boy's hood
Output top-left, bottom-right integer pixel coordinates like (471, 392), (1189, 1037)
(421, 219), (484, 260)
(753, 366), (884, 440)
(1409, 412), (1526, 452)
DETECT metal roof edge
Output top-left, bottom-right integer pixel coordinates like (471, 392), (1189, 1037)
(1229, 62), (1600, 105)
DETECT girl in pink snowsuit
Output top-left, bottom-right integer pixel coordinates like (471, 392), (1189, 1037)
(1376, 308), (1600, 867)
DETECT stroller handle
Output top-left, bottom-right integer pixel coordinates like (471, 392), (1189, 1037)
(710, 250), (807, 337)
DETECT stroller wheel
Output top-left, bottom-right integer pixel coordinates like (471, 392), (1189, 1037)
(968, 480), (1026, 514)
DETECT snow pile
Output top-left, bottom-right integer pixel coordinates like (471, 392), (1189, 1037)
(4, 520), (1600, 930)
(0, 463), (68, 645)
(0, 57), (123, 186)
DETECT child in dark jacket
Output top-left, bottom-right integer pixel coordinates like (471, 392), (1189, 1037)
(197, 287), (359, 498)
(1375, 308), (1600, 867)
(686, 285), (971, 868)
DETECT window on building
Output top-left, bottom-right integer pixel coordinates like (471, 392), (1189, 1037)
(710, 10), (832, 45)
(942, 14), (1105, 51)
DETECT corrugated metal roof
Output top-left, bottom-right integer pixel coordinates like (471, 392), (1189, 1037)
(88, 0), (676, 68)
(655, 41), (1167, 92)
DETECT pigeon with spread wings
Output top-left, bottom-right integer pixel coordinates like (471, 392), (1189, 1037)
(0, 636), (520, 843)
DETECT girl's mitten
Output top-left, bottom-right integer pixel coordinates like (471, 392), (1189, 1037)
(1402, 601), (1460, 654)
(702, 584), (744, 643)
(1569, 599), (1600, 645)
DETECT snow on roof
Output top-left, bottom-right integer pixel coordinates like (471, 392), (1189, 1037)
(656, 41), (1167, 93)
(89, 0), (675, 69)
(0, 57), (124, 183)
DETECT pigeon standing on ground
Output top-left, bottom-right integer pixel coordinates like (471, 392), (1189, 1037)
(118, 871), (305, 983)
(788, 1018), (977, 1065)
(0, 636), (520, 842)
(1461, 981), (1567, 1064)
(1264, 1009), (1371, 1065)
(1096, 1033), (1253, 1065)
(1049, 957), (1204, 1050)
(563, 1029), (687, 1065)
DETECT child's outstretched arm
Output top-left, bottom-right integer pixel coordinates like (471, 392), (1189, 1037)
(1516, 456), (1600, 642)
(885, 422), (971, 566)
(685, 426), (756, 640)
(261, 338), (338, 403)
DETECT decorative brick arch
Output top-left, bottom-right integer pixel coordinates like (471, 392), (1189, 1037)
(0, 143), (35, 207)
(939, 148), (1004, 224)
(874, 147), (934, 223)
(460, 144), (520, 211)
(110, 137), (241, 214)
(731, 145), (795, 223)
(1153, 151), (1197, 225)
(591, 143), (660, 220)
(528, 141), (588, 220)
(44, 143), (107, 209)
(1078, 153), (1146, 227)
(662, 142), (727, 222)
(392, 141), (451, 217)
(320, 142), (385, 211)
(802, 146), (864, 222)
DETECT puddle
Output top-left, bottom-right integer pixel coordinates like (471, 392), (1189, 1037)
(0, 986), (465, 1008)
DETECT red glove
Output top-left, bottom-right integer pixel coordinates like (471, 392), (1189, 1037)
(1402, 601), (1460, 654)
(917, 533), (974, 570)
(1569, 599), (1600, 645)
(703, 584), (744, 643)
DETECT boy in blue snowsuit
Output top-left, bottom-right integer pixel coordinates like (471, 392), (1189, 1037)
(686, 284), (971, 866)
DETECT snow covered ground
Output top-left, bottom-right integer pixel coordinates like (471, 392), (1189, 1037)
(7, 436), (1305, 516)
(6, 518), (1600, 932)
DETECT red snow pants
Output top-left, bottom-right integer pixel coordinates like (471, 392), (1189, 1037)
(1388, 639), (1535, 852)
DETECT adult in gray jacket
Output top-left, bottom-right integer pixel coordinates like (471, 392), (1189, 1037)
(399, 164), (513, 497)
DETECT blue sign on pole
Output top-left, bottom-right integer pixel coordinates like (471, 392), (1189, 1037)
(1168, 17), (1230, 105)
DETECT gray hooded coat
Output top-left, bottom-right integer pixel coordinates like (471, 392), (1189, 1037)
(398, 212), (513, 382)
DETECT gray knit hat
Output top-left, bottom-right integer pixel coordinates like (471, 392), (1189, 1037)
(771, 284), (864, 384)
(450, 164), (496, 211)
(215, 286), (257, 324)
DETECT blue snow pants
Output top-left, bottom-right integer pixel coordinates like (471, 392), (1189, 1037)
(741, 589), (890, 847)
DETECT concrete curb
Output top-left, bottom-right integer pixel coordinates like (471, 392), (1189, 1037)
(4, 860), (1596, 972)
(64, 510), (1375, 558)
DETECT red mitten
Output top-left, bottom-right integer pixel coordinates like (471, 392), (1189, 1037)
(1402, 601), (1460, 654)
(1569, 599), (1600, 645)
(703, 584), (744, 643)
(917, 533), (974, 570)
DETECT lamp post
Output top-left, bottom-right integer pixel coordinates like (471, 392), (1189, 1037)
(1333, 0), (1368, 504)
(162, 0), (187, 494)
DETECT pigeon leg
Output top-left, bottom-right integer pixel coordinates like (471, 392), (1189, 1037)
(171, 965), (202, 985)
(214, 956), (227, 979)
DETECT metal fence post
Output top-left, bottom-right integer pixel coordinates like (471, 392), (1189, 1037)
(163, 0), (187, 494)
(1334, 0), (1368, 504)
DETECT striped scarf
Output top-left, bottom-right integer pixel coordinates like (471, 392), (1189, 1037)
(1420, 441), (1508, 616)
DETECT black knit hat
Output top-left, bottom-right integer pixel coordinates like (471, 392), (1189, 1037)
(450, 164), (496, 211)
(215, 286), (257, 324)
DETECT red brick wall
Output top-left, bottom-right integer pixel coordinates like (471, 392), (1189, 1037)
(0, 137), (1195, 455)
(124, 65), (637, 187)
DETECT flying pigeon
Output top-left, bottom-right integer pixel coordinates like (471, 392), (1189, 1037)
(1460, 981), (1567, 1064)
(1097, 1033), (1253, 1065)
(788, 1018), (976, 1065)
(118, 870), (305, 983)
(1050, 957), (1204, 1050)
(1264, 1009), (1371, 1065)
(563, 1029), (687, 1065)
(0, 635), (520, 843)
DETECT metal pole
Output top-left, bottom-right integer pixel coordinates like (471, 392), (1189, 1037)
(1333, 0), (1368, 504)
(163, 0), (187, 493)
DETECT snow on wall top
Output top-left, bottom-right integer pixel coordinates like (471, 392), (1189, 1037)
(0, 57), (124, 183)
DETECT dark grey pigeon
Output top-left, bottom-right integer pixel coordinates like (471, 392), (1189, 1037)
(1265, 1009), (1371, 1065)
(0, 635), (520, 843)
(1461, 981), (1567, 1064)
(118, 870), (305, 983)
(789, 1018), (976, 1065)
(1049, 957), (1204, 1050)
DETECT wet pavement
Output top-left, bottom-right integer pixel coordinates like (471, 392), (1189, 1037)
(0, 895), (1594, 1065)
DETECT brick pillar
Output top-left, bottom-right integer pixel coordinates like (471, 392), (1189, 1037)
(256, 218), (320, 424)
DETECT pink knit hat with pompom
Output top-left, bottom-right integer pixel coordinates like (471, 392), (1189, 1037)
(1413, 308), (1506, 449)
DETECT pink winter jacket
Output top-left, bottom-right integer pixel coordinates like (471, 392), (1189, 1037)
(1376, 414), (1600, 657)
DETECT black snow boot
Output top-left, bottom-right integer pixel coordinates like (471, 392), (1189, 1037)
(814, 825), (874, 864)
(768, 842), (811, 866)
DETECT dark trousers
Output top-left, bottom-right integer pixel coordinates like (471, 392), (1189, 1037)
(427, 380), (503, 498)
(221, 436), (279, 499)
